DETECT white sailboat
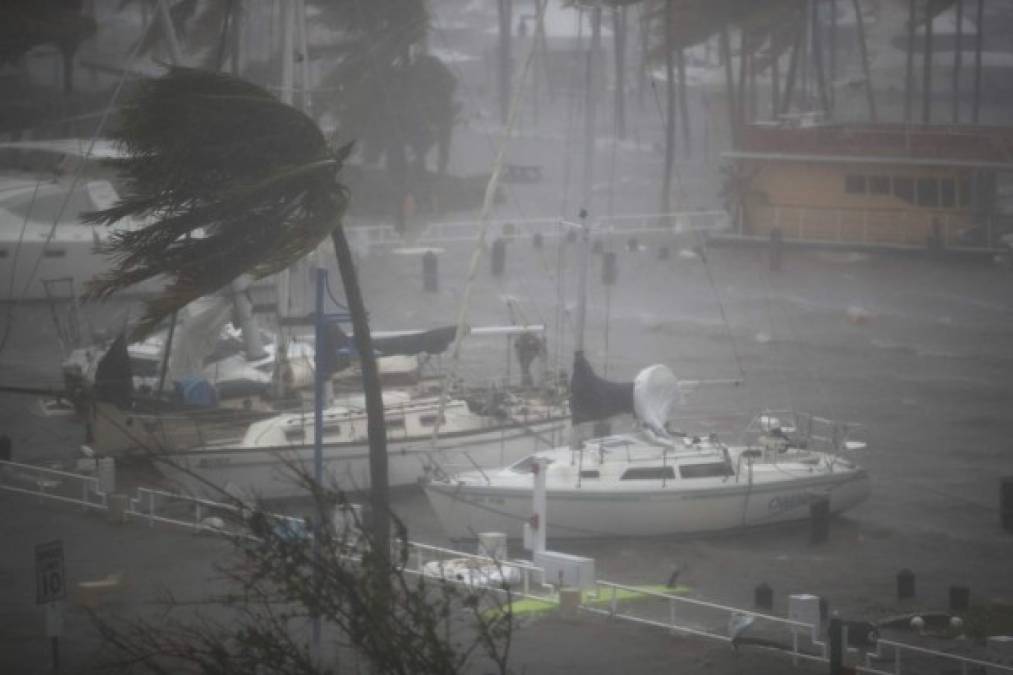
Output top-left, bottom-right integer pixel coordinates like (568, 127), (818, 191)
(423, 213), (871, 540)
(154, 387), (568, 500)
(424, 403), (871, 540)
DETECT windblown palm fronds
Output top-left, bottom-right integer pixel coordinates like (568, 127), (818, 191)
(84, 66), (353, 338)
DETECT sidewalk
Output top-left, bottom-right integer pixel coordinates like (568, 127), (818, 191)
(0, 491), (823, 675)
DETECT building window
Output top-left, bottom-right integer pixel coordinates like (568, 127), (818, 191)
(940, 179), (956, 208)
(959, 178), (972, 207)
(893, 177), (915, 204)
(845, 175), (867, 194)
(620, 466), (675, 481)
(579, 470), (600, 479)
(868, 176), (891, 195)
(917, 178), (939, 207)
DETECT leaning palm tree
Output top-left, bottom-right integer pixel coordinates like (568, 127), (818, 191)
(84, 66), (390, 569)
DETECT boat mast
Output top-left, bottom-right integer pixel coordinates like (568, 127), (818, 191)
(572, 209), (590, 355)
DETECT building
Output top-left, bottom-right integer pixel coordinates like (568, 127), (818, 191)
(723, 123), (1013, 249)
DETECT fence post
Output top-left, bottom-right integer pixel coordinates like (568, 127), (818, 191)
(610, 585), (618, 618)
(829, 617), (843, 675)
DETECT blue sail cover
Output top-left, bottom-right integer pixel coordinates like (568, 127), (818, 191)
(569, 351), (634, 424)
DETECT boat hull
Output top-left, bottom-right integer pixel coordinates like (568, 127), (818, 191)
(154, 419), (569, 500)
(424, 470), (871, 539)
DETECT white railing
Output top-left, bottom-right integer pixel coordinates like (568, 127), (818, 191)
(0, 459), (106, 510)
(584, 580), (827, 667)
(859, 638), (1013, 675)
(6, 459), (1011, 674)
(349, 211), (731, 249)
(752, 204), (998, 251)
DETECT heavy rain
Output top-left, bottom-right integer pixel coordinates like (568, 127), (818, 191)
(1, 1), (1012, 673)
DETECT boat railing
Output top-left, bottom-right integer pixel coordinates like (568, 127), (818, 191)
(741, 410), (866, 455)
(403, 540), (549, 598)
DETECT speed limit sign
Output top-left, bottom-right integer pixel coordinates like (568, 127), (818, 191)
(35, 541), (66, 605)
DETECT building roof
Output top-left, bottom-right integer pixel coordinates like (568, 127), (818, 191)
(729, 123), (1013, 169)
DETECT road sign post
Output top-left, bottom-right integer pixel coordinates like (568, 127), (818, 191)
(36, 540), (66, 604)
(36, 541), (65, 673)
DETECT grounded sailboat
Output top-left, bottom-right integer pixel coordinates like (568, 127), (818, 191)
(424, 354), (871, 540)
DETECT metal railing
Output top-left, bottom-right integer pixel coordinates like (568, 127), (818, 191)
(749, 204), (1001, 250)
(0, 459), (106, 510)
(584, 580), (827, 667)
(5, 459), (1012, 675)
(860, 638), (1013, 675)
(347, 211), (731, 250)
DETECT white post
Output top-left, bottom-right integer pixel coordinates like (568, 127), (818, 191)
(522, 458), (548, 553)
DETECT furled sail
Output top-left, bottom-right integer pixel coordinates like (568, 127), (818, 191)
(323, 324), (459, 359)
(94, 333), (133, 406)
(569, 351), (634, 424)
(373, 325), (457, 356)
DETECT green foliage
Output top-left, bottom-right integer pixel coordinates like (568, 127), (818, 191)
(84, 67), (353, 338)
(312, 0), (457, 176)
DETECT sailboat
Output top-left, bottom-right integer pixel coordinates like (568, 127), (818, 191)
(68, 294), (564, 460)
(422, 216), (871, 540)
(423, 356), (871, 539)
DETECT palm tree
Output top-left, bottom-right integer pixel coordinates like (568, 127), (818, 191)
(84, 66), (391, 568)
(851, 0), (877, 121)
(972, 0), (983, 123)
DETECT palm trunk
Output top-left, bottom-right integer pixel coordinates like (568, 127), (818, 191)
(972, 0), (983, 123)
(661, 0), (675, 216)
(829, 0), (837, 112)
(921, 0), (934, 124)
(852, 0), (877, 122)
(811, 0), (831, 114)
(498, 0), (512, 124)
(329, 226), (390, 575)
(904, 0), (916, 122)
(612, 6), (627, 140)
(677, 47), (690, 156)
(952, 0), (963, 123)
(770, 44), (781, 119)
(737, 30), (748, 128)
(780, 20), (803, 115)
(720, 26), (738, 141)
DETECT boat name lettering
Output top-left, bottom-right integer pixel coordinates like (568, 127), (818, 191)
(768, 493), (814, 513)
